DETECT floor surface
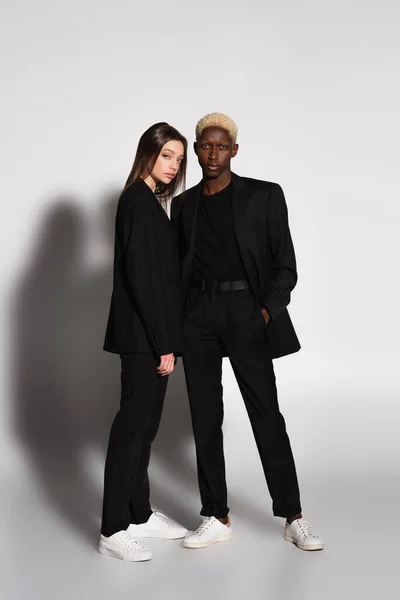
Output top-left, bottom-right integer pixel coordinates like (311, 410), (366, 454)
(4, 461), (397, 600)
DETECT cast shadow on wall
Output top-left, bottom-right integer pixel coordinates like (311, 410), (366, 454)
(12, 193), (280, 547)
(12, 194), (198, 546)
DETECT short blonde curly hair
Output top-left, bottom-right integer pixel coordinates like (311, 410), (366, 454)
(195, 112), (238, 143)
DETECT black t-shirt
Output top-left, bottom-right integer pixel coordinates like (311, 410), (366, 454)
(192, 182), (246, 281)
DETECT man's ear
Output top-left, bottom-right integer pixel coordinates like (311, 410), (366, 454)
(232, 143), (239, 158)
(193, 141), (198, 156)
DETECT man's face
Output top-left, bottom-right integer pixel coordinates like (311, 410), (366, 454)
(194, 127), (238, 179)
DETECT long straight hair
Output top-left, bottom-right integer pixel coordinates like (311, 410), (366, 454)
(123, 122), (187, 203)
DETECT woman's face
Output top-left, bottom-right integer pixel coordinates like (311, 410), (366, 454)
(151, 140), (185, 185)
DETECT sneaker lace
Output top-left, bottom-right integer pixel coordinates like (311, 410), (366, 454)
(153, 512), (173, 527)
(296, 519), (317, 539)
(117, 530), (143, 550)
(193, 517), (214, 537)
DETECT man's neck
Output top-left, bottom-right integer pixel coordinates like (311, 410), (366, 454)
(202, 170), (232, 196)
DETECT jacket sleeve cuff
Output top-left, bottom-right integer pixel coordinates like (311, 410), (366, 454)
(150, 333), (171, 357)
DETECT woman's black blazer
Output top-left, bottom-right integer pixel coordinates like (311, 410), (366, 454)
(103, 180), (183, 357)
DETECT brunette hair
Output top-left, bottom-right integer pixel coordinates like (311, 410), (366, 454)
(123, 122), (187, 201)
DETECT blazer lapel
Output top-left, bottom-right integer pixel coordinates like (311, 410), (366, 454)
(231, 173), (260, 298)
(181, 183), (201, 285)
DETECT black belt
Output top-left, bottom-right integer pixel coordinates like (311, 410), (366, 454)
(190, 279), (249, 292)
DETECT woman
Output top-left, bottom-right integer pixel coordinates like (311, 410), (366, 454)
(99, 123), (188, 562)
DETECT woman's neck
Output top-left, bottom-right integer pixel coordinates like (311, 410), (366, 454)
(143, 175), (157, 192)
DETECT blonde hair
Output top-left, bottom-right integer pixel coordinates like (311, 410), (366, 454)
(195, 112), (238, 143)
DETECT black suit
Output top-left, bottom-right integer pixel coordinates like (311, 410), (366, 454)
(172, 173), (300, 359)
(171, 173), (302, 519)
(101, 180), (182, 537)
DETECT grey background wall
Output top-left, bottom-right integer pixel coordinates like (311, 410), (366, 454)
(1, 2), (399, 598)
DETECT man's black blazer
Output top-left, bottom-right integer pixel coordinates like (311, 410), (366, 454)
(104, 180), (182, 357)
(171, 172), (301, 359)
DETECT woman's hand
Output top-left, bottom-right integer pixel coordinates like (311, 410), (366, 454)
(156, 353), (175, 376)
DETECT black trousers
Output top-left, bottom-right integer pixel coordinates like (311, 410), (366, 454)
(183, 288), (302, 519)
(101, 353), (168, 537)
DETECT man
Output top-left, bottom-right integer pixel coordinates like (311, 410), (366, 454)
(171, 113), (324, 551)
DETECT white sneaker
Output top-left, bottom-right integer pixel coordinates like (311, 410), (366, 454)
(182, 516), (232, 549)
(127, 512), (188, 540)
(98, 530), (152, 561)
(284, 518), (325, 551)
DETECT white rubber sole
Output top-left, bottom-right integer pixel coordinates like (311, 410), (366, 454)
(128, 527), (188, 540)
(98, 543), (152, 562)
(182, 529), (233, 549)
(284, 533), (325, 551)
